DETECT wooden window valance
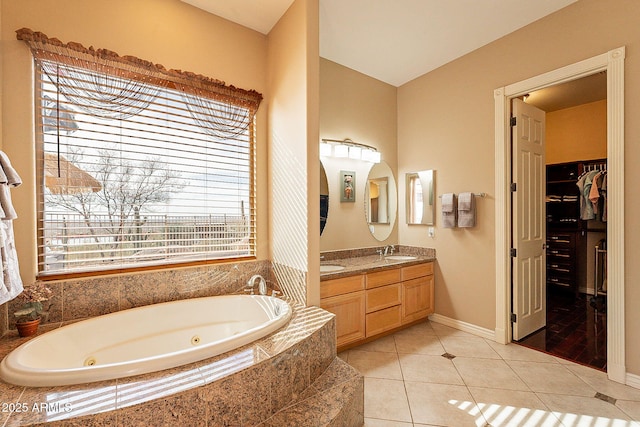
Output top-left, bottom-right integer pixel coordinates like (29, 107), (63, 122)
(15, 28), (263, 112)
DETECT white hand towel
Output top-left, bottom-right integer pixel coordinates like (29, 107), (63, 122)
(0, 151), (22, 187)
(458, 192), (475, 228)
(441, 193), (457, 228)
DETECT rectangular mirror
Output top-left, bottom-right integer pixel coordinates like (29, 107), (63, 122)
(406, 170), (435, 225)
(367, 177), (389, 224)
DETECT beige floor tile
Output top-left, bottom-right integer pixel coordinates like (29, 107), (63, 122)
(537, 392), (639, 426)
(617, 400), (640, 422)
(364, 418), (413, 427)
(364, 377), (412, 423)
(399, 353), (464, 385)
(352, 318), (640, 427)
(405, 381), (487, 426)
(395, 333), (446, 355)
(337, 350), (350, 362)
(453, 357), (529, 391)
(506, 360), (596, 396)
(439, 335), (501, 359)
(396, 320), (437, 336)
(355, 335), (397, 353)
(565, 363), (640, 402)
(348, 350), (403, 380)
(468, 386), (564, 427)
(430, 322), (477, 339)
(485, 340), (559, 363)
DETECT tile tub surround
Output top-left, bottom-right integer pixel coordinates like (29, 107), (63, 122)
(1, 259), (272, 333)
(320, 246), (436, 280)
(0, 302), (363, 426)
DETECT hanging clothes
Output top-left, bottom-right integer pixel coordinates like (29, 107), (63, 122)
(0, 151), (23, 306)
(577, 170), (599, 220)
(589, 171), (604, 220)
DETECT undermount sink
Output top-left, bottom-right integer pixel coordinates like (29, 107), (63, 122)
(385, 255), (417, 261)
(320, 264), (346, 273)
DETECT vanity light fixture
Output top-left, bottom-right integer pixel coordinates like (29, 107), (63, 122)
(334, 144), (349, 158)
(320, 138), (381, 163)
(348, 146), (362, 159)
(319, 142), (332, 156)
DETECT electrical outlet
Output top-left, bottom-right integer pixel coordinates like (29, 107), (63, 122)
(428, 227), (435, 238)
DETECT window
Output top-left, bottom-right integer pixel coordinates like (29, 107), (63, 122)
(20, 29), (262, 276)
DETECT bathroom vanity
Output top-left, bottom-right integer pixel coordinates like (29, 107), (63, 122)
(320, 253), (434, 350)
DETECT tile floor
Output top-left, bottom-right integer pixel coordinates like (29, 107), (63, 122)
(338, 320), (640, 427)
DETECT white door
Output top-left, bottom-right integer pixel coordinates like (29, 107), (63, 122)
(512, 98), (546, 340)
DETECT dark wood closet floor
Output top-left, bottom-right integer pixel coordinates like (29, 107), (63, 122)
(515, 289), (607, 371)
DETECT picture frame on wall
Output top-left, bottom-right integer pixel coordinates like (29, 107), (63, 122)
(340, 170), (356, 203)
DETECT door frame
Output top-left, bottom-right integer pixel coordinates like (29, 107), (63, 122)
(493, 47), (626, 383)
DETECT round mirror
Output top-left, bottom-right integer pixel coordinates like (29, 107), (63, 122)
(320, 161), (329, 235)
(364, 161), (397, 241)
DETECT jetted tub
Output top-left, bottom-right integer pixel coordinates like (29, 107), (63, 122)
(0, 294), (292, 387)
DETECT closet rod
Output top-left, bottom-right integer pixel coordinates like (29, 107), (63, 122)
(438, 192), (486, 198)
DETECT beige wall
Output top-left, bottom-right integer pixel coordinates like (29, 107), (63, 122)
(397, 0), (640, 374)
(546, 99), (607, 164)
(319, 58), (398, 251)
(0, 0), (269, 282)
(267, 0), (320, 306)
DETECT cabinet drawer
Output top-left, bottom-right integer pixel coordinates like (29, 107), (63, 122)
(366, 305), (402, 337)
(547, 248), (571, 259)
(547, 261), (574, 275)
(547, 277), (573, 288)
(321, 275), (365, 299)
(547, 233), (574, 245)
(366, 283), (401, 313)
(401, 262), (433, 280)
(366, 268), (401, 289)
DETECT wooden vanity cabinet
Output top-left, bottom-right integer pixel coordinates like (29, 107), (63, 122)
(320, 261), (435, 349)
(320, 275), (366, 347)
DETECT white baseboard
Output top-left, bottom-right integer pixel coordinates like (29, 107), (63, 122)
(428, 313), (495, 341)
(626, 372), (640, 390)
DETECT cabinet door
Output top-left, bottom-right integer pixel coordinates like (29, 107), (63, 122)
(402, 276), (434, 324)
(321, 291), (366, 347)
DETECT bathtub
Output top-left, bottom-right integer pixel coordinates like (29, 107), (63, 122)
(0, 294), (292, 387)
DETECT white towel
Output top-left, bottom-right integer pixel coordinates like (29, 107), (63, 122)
(441, 193), (457, 228)
(0, 151), (21, 220)
(458, 192), (476, 228)
(0, 151), (22, 187)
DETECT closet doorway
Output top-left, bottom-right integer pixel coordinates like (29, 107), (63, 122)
(494, 46), (626, 383)
(515, 74), (608, 370)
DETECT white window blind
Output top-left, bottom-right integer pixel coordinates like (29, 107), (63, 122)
(36, 60), (256, 275)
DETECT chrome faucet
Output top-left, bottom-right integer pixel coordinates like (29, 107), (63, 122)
(383, 245), (395, 256)
(246, 274), (267, 295)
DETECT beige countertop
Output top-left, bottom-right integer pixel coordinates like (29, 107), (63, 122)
(320, 253), (435, 280)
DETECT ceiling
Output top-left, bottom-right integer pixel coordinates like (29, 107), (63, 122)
(526, 72), (607, 112)
(181, 0), (578, 87)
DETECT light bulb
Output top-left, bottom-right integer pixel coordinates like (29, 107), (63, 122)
(334, 144), (349, 158)
(319, 142), (332, 156)
(348, 146), (362, 159)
